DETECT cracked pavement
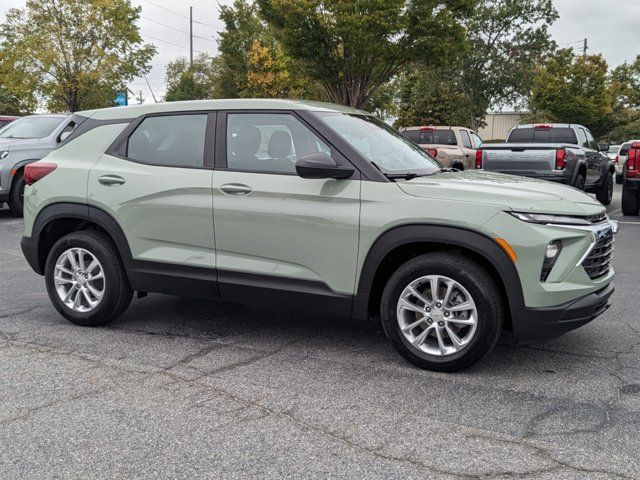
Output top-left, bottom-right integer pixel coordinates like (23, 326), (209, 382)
(0, 185), (639, 479)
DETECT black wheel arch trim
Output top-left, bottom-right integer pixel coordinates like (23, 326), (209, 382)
(352, 224), (526, 322)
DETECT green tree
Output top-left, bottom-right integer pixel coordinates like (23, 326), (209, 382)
(165, 54), (220, 101)
(458, 0), (558, 130)
(394, 66), (471, 127)
(217, 0), (314, 99)
(0, 0), (156, 112)
(396, 0), (557, 130)
(258, 0), (474, 109)
(530, 49), (613, 135)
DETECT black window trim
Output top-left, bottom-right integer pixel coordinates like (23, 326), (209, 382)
(106, 110), (216, 170)
(215, 109), (361, 179)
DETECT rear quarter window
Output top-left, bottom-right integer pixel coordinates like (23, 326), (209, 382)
(507, 127), (578, 144)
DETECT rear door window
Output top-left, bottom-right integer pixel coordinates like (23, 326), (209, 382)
(507, 127), (578, 144)
(459, 130), (472, 148)
(126, 114), (208, 168)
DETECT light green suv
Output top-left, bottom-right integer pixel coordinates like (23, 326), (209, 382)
(20, 100), (617, 371)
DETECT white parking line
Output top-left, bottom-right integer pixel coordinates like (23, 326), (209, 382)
(619, 221), (640, 225)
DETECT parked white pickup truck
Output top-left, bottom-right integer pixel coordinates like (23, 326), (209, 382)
(399, 126), (483, 170)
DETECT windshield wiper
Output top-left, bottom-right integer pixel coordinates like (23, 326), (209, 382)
(384, 172), (420, 180)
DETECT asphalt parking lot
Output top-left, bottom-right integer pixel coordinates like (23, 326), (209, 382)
(1, 186), (639, 479)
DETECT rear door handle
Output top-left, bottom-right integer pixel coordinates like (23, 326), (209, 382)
(98, 175), (126, 186)
(220, 183), (252, 195)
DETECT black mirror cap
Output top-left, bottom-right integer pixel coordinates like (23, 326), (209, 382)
(295, 153), (355, 179)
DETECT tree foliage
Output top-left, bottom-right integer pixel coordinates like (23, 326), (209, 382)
(258, 0), (474, 109)
(165, 54), (220, 102)
(395, 0), (557, 129)
(530, 50), (613, 135)
(216, 0), (314, 99)
(394, 67), (471, 128)
(0, 0), (156, 112)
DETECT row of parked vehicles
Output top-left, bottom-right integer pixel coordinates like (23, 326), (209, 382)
(3, 99), (617, 372)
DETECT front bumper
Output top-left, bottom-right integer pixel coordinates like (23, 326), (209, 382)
(512, 282), (614, 341)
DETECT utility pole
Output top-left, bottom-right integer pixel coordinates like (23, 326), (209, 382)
(583, 38), (588, 57)
(189, 6), (193, 68)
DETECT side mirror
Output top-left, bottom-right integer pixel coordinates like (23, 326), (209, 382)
(598, 143), (609, 152)
(295, 153), (354, 179)
(58, 131), (72, 143)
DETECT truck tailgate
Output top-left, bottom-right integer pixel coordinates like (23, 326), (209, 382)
(481, 143), (559, 174)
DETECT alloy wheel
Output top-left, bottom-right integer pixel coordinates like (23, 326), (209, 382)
(54, 248), (105, 312)
(396, 275), (478, 356)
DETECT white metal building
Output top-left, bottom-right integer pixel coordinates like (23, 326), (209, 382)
(478, 111), (530, 141)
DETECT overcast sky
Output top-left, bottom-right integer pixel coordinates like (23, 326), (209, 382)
(1, 0), (639, 105)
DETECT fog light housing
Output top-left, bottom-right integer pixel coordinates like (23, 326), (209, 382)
(541, 240), (562, 282)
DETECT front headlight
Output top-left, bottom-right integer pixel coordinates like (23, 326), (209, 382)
(0, 151), (8, 160)
(509, 211), (593, 226)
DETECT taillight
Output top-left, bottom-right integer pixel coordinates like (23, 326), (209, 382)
(427, 148), (438, 158)
(614, 155), (619, 165)
(555, 148), (567, 170)
(420, 126), (435, 131)
(534, 124), (552, 130)
(24, 162), (57, 185)
(475, 149), (483, 169)
(627, 144), (639, 178)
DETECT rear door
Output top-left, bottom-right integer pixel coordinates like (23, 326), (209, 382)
(88, 112), (216, 292)
(212, 110), (361, 313)
(458, 129), (475, 169)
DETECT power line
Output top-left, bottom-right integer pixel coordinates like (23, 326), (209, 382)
(140, 0), (217, 28)
(141, 33), (206, 54)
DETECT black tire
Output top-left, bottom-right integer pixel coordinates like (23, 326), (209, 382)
(451, 161), (464, 171)
(616, 173), (623, 185)
(380, 252), (503, 372)
(622, 188), (640, 216)
(573, 173), (586, 190)
(44, 230), (132, 326)
(8, 171), (25, 217)
(596, 171), (613, 206)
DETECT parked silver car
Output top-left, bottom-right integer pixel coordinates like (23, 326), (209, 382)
(0, 114), (75, 216)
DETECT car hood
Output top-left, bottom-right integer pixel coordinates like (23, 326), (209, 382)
(398, 170), (605, 216)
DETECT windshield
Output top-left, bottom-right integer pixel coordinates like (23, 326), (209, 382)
(316, 113), (440, 175)
(0, 116), (64, 139)
(402, 129), (457, 146)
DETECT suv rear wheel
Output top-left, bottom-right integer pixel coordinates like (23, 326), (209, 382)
(622, 188), (640, 216)
(381, 252), (503, 372)
(45, 231), (132, 326)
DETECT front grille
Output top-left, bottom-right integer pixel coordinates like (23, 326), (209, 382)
(582, 229), (614, 280)
(585, 211), (608, 225)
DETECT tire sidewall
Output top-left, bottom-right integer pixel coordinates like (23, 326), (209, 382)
(45, 232), (128, 325)
(9, 172), (25, 216)
(381, 255), (502, 370)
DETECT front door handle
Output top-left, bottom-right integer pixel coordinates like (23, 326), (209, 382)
(98, 175), (126, 186)
(220, 183), (252, 195)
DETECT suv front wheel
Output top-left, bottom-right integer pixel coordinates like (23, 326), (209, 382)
(45, 231), (132, 326)
(381, 252), (503, 372)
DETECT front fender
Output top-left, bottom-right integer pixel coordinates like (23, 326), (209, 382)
(352, 224), (525, 323)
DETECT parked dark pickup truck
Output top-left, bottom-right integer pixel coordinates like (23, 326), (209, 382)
(476, 124), (615, 205)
